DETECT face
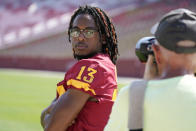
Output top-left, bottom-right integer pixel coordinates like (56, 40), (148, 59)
(70, 14), (102, 58)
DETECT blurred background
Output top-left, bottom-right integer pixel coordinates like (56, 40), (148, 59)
(0, 0), (195, 131)
(0, 0), (195, 78)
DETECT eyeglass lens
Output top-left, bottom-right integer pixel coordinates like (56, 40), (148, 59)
(70, 28), (97, 38)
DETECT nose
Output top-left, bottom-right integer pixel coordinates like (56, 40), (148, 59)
(78, 32), (85, 41)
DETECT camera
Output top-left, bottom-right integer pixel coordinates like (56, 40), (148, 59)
(135, 36), (155, 63)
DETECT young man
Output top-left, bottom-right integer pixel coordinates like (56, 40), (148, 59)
(105, 8), (196, 131)
(41, 5), (119, 131)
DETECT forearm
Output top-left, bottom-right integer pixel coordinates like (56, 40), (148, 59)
(44, 89), (89, 131)
(143, 55), (159, 80)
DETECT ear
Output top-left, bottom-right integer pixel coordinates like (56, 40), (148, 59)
(152, 44), (161, 64)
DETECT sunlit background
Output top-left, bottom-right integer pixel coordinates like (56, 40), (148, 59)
(0, 0), (195, 77)
(0, 0), (195, 130)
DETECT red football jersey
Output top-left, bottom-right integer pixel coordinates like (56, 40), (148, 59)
(56, 53), (117, 131)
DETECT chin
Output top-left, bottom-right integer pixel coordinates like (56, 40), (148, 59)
(74, 52), (98, 60)
(75, 52), (88, 56)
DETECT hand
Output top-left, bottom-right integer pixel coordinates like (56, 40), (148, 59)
(43, 114), (75, 131)
(41, 101), (57, 128)
(41, 108), (48, 128)
(143, 55), (159, 80)
(41, 99), (76, 130)
(67, 119), (75, 127)
(44, 113), (51, 129)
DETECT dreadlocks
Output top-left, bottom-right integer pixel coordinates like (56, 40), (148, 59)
(68, 5), (119, 64)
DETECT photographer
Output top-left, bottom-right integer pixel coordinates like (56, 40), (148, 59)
(105, 8), (196, 131)
(140, 8), (196, 131)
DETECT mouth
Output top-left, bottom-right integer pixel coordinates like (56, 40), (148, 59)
(75, 42), (88, 50)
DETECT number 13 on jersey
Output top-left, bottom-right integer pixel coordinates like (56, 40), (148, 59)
(76, 66), (97, 83)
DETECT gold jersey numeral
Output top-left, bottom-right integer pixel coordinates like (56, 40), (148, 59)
(76, 66), (86, 80)
(76, 66), (97, 83)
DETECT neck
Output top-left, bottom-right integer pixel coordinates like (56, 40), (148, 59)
(160, 66), (194, 79)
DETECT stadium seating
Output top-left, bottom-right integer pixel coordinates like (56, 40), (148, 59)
(0, 0), (195, 77)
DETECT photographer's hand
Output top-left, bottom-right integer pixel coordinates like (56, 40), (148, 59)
(143, 55), (159, 80)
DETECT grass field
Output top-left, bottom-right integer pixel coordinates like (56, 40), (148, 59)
(0, 69), (128, 131)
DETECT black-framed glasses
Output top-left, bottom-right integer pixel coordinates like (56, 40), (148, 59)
(70, 27), (98, 38)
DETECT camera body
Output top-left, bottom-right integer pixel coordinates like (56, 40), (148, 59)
(135, 36), (155, 63)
